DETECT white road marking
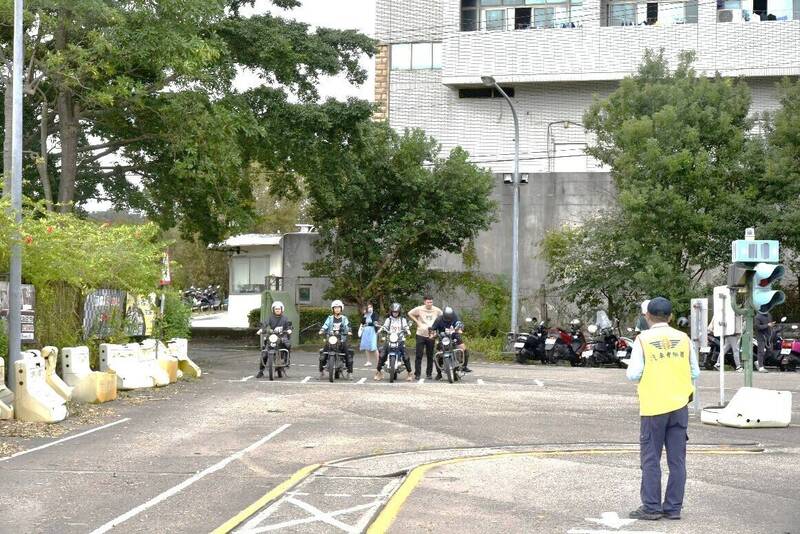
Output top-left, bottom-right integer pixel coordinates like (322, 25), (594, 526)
(89, 424), (290, 534)
(323, 493), (352, 497)
(417, 378), (425, 384)
(356, 377), (367, 384)
(285, 491), (309, 497)
(301, 376), (311, 383)
(586, 512), (636, 529)
(477, 379), (485, 385)
(567, 530), (661, 534)
(534, 379), (544, 387)
(0, 418), (131, 463)
(227, 375), (255, 383)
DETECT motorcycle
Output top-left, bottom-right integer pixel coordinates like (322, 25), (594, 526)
(434, 328), (464, 383)
(258, 325), (291, 380)
(548, 320), (586, 366)
(754, 317), (789, 369)
(513, 317), (548, 365)
(320, 325), (350, 382)
(779, 324), (799, 371)
(380, 330), (410, 383)
(583, 324), (624, 367)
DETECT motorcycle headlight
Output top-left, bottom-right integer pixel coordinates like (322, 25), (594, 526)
(389, 332), (399, 343)
(442, 336), (451, 346)
(268, 334), (278, 343)
(587, 325), (598, 334)
(328, 335), (338, 345)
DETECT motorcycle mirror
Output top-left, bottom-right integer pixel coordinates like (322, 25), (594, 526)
(780, 316), (787, 322)
(525, 317), (533, 323)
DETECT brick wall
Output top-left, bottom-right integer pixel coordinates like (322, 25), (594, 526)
(373, 44), (390, 122)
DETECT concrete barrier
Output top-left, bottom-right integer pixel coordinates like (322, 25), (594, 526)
(142, 339), (178, 383)
(13, 352), (67, 422)
(132, 342), (170, 387)
(100, 344), (155, 390)
(0, 358), (14, 419)
(40, 347), (73, 402)
(702, 387), (792, 428)
(61, 346), (118, 403)
(167, 338), (202, 378)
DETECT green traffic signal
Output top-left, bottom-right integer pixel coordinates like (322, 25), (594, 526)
(752, 263), (786, 313)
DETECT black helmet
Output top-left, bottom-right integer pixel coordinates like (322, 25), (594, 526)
(443, 306), (455, 322)
(676, 317), (689, 328)
(390, 302), (401, 317)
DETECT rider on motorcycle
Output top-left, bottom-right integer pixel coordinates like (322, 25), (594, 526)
(256, 301), (292, 378)
(429, 306), (471, 378)
(375, 303), (413, 382)
(319, 299), (354, 379)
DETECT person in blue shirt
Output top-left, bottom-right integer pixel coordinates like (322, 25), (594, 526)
(318, 299), (354, 379)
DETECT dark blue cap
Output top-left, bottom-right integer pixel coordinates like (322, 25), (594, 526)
(647, 297), (673, 316)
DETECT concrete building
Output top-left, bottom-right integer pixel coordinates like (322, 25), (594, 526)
(374, 0), (800, 310)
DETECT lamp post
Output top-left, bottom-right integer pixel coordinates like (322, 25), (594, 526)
(6, 0), (24, 389)
(481, 75), (520, 336)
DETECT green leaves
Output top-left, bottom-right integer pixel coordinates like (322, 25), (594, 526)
(299, 123), (497, 306)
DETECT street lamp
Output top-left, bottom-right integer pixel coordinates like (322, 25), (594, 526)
(482, 75), (521, 337)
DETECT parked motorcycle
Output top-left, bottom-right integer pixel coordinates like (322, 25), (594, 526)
(258, 325), (291, 380)
(779, 324), (799, 371)
(582, 311), (624, 367)
(320, 324), (350, 382)
(513, 317), (548, 364)
(547, 319), (585, 366)
(434, 328), (465, 383)
(754, 316), (789, 369)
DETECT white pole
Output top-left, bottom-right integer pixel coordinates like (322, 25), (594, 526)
(719, 332), (725, 405)
(6, 0), (24, 391)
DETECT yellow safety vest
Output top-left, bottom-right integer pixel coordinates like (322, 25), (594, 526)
(637, 326), (694, 416)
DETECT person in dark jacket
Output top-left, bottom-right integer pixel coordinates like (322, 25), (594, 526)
(754, 311), (773, 372)
(257, 301), (292, 378)
(429, 306), (472, 377)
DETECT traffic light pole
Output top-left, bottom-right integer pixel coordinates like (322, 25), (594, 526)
(731, 271), (755, 388)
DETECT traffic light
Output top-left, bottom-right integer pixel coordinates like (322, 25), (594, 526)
(752, 262), (786, 313)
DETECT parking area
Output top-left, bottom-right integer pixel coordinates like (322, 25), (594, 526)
(1, 341), (798, 533)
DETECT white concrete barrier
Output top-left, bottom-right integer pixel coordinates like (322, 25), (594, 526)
(14, 352), (67, 422)
(142, 339), (178, 383)
(40, 347), (73, 402)
(167, 338), (202, 378)
(0, 358), (14, 419)
(61, 346), (118, 403)
(133, 342), (170, 387)
(702, 387), (792, 428)
(100, 344), (155, 390)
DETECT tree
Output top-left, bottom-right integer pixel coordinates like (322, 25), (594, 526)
(544, 50), (766, 316)
(298, 123), (497, 308)
(0, 0), (374, 243)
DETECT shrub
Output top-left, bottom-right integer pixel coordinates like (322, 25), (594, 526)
(154, 291), (192, 340)
(469, 335), (511, 362)
(248, 308), (261, 329)
(0, 318), (7, 371)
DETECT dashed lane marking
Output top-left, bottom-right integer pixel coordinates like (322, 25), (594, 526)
(356, 377), (367, 384)
(301, 376), (311, 383)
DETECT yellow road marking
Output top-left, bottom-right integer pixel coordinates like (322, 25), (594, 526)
(211, 463), (321, 534)
(366, 447), (762, 534)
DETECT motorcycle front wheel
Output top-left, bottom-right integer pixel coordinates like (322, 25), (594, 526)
(327, 353), (335, 383)
(268, 352), (274, 381)
(444, 357), (454, 384)
(389, 355), (397, 383)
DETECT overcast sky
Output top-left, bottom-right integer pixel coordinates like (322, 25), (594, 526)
(237, 0), (376, 101)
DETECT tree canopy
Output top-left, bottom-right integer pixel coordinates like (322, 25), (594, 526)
(0, 0), (374, 243)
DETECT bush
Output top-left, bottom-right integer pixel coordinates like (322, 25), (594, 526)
(248, 308), (261, 329)
(0, 318), (7, 371)
(155, 291), (192, 340)
(469, 335), (511, 362)
(34, 283), (83, 352)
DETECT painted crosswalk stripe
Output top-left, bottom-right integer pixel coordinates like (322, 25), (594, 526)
(301, 376), (311, 383)
(356, 377), (367, 384)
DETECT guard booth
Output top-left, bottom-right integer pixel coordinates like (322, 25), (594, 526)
(259, 276), (299, 347)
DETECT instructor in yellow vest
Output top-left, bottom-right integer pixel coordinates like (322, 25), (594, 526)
(626, 297), (700, 521)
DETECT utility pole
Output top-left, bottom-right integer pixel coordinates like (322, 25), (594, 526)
(6, 0), (24, 389)
(481, 75), (520, 336)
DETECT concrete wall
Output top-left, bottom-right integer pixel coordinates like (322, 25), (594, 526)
(281, 233), (331, 308)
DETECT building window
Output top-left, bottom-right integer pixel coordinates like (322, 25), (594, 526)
(231, 256), (269, 294)
(298, 285), (311, 304)
(604, 0), (699, 25)
(391, 42), (443, 71)
(484, 8), (507, 30)
(462, 0), (583, 30)
(458, 86), (516, 98)
(461, 0), (479, 30)
(718, 0), (795, 21)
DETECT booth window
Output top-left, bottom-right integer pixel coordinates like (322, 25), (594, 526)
(231, 256), (269, 294)
(298, 285), (312, 304)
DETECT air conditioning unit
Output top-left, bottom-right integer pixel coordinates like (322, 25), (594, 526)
(717, 9), (745, 22)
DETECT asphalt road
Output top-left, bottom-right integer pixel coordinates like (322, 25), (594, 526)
(1, 340), (798, 534)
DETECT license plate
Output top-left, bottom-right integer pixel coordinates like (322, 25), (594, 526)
(582, 350), (593, 358)
(514, 342), (525, 349)
(616, 350), (628, 358)
(781, 348), (791, 355)
(700, 347), (711, 353)
(545, 339), (556, 348)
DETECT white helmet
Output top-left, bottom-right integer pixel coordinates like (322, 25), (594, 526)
(331, 299), (344, 311)
(271, 301), (284, 313)
(641, 300), (651, 314)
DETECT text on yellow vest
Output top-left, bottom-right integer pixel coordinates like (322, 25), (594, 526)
(637, 326), (694, 416)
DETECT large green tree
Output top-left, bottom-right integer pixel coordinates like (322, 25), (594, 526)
(545, 50), (773, 316)
(0, 0), (374, 242)
(293, 123), (497, 308)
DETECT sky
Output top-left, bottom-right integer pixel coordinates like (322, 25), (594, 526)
(237, 0), (377, 101)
